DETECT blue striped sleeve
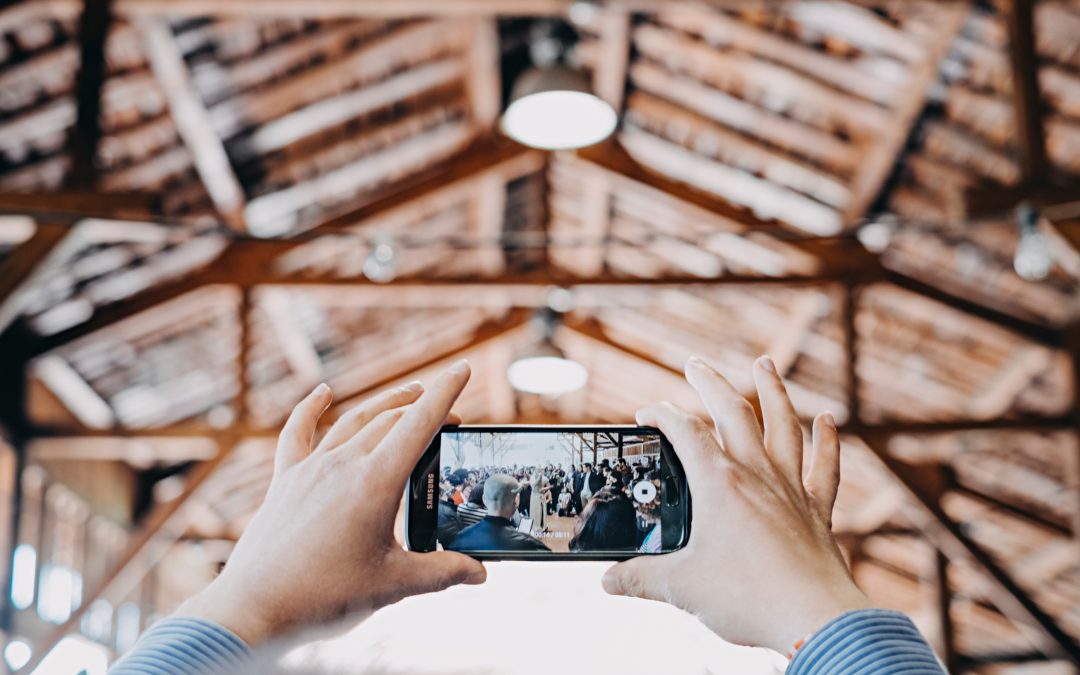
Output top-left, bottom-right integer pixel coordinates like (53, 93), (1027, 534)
(109, 616), (252, 674)
(788, 609), (946, 675)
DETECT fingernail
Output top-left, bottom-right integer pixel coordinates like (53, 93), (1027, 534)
(822, 411), (836, 429)
(686, 355), (705, 370)
(449, 359), (470, 374)
(314, 383), (330, 395)
(466, 568), (487, 584)
(402, 380), (423, 392)
(756, 356), (776, 374)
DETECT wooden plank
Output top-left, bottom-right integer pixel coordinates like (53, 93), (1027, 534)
(465, 17), (501, 131)
(138, 18), (248, 231)
(591, 9), (631, 112)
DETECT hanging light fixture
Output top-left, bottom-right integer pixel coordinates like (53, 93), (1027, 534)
(501, 21), (617, 151)
(507, 306), (588, 396)
(362, 233), (397, 283)
(1013, 202), (1052, 281)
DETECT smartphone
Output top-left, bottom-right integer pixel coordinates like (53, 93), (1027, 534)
(405, 425), (691, 560)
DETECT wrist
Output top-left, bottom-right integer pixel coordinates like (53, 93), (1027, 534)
(176, 575), (280, 647)
(769, 585), (874, 655)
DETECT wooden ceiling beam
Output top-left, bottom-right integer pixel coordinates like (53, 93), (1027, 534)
(858, 436), (1080, 662)
(464, 17), (501, 132)
(0, 192), (159, 220)
(1003, 0), (1048, 183)
(64, 0), (113, 190)
(591, 8), (631, 113)
(0, 225), (72, 335)
(138, 18), (248, 232)
(881, 270), (1064, 348)
(26, 436), (219, 462)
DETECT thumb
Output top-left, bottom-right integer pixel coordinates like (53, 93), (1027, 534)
(396, 551), (487, 597)
(601, 557), (671, 603)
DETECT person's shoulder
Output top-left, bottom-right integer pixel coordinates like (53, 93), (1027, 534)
(445, 523), (482, 550)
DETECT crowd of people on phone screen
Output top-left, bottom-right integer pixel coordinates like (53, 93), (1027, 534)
(437, 457), (663, 554)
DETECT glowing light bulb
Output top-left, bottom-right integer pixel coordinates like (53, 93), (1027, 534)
(363, 236), (397, 283)
(507, 356), (588, 395)
(502, 65), (616, 151)
(1014, 205), (1052, 281)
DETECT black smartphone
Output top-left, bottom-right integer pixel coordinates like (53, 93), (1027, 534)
(405, 425), (691, 560)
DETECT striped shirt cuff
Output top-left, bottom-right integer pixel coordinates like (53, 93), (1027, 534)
(109, 616), (253, 674)
(788, 609), (946, 675)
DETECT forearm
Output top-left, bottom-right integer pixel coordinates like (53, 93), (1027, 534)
(787, 609), (946, 675)
(108, 617), (252, 674)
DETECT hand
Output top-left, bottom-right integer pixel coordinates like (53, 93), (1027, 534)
(602, 355), (871, 654)
(177, 360), (486, 645)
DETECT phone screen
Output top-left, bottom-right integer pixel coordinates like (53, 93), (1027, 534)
(407, 426), (690, 559)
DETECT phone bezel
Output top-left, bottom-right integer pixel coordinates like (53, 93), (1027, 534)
(404, 424), (692, 561)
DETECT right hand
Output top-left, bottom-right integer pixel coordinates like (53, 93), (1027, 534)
(602, 355), (872, 654)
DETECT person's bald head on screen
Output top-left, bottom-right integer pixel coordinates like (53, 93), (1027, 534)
(483, 474), (521, 519)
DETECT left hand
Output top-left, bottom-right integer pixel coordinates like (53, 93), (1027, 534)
(177, 360), (486, 645)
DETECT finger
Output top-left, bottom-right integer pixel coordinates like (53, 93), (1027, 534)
(444, 411), (462, 425)
(393, 550), (487, 599)
(316, 382), (423, 453)
(635, 402), (723, 481)
(601, 557), (673, 604)
(275, 383), (332, 476)
(340, 406), (408, 456)
(372, 360), (471, 479)
(806, 412), (841, 526)
(752, 355), (804, 485)
(684, 357), (766, 466)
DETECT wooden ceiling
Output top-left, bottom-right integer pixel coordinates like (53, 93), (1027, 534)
(1, 0), (1079, 672)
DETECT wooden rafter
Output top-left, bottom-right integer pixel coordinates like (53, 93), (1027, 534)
(590, 8), (631, 113)
(0, 192), (158, 220)
(0, 226), (72, 334)
(1002, 0), (1047, 183)
(464, 17), (501, 131)
(64, 0), (113, 190)
(840, 3), (969, 226)
(137, 18), (248, 232)
(568, 307), (1077, 659)
(858, 434), (1080, 661)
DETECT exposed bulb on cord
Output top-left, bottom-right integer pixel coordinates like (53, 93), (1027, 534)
(363, 234), (397, 283)
(1013, 203), (1052, 281)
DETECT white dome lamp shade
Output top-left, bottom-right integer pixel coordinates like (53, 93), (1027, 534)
(501, 64), (617, 151)
(507, 309), (588, 396)
(507, 340), (589, 396)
